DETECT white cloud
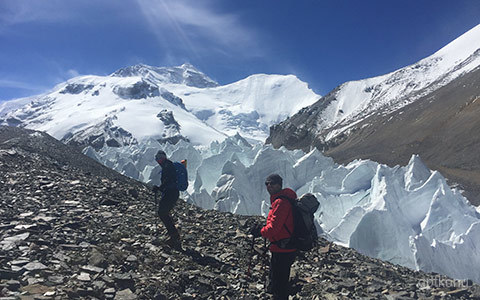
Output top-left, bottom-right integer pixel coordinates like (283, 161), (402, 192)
(0, 1), (71, 27)
(135, 0), (264, 59)
(0, 79), (44, 91)
(66, 69), (80, 78)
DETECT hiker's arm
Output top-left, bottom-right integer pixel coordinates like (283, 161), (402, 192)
(260, 198), (290, 239)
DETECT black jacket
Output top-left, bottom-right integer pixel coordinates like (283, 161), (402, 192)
(159, 159), (177, 192)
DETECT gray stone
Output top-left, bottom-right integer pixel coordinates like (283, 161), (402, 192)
(77, 272), (91, 281)
(47, 275), (65, 285)
(5, 280), (21, 291)
(126, 255), (137, 262)
(114, 288), (137, 300)
(81, 265), (104, 274)
(23, 261), (48, 271)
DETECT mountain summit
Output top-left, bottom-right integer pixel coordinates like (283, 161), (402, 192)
(111, 63), (219, 88)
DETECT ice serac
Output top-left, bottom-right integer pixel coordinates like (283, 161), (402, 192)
(85, 134), (480, 283)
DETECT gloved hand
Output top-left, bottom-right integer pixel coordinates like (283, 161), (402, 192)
(250, 223), (263, 238)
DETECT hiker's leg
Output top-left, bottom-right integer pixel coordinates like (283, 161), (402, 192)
(157, 190), (180, 235)
(159, 213), (178, 237)
(157, 190), (181, 248)
(270, 252), (296, 300)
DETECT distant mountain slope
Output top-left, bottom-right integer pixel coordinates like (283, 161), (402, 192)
(0, 63), (319, 148)
(322, 66), (480, 205)
(268, 24), (480, 149)
(267, 24), (480, 205)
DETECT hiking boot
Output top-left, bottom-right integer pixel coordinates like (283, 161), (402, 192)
(165, 231), (181, 249)
(165, 237), (182, 250)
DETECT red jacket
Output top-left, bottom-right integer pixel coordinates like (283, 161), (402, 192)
(260, 188), (297, 253)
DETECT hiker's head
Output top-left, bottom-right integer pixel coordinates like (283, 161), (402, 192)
(265, 174), (283, 195)
(155, 150), (167, 165)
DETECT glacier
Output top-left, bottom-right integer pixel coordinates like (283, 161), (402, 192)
(2, 53), (480, 284)
(84, 135), (480, 283)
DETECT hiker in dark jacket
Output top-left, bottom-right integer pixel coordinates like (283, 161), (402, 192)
(153, 150), (181, 249)
(251, 174), (297, 300)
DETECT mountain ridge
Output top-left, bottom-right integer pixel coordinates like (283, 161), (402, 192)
(268, 24), (480, 147)
(110, 63), (219, 88)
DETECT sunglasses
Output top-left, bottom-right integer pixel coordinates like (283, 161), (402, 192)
(265, 181), (277, 186)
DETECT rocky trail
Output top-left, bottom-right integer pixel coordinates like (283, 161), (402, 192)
(1, 126), (479, 299)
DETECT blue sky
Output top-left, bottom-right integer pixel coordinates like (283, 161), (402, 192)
(1, 0), (479, 101)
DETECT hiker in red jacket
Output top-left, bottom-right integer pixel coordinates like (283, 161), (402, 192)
(251, 174), (297, 300)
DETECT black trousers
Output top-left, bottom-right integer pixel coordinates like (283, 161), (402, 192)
(157, 189), (179, 236)
(269, 251), (296, 300)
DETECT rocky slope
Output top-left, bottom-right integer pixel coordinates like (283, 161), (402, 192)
(267, 25), (480, 206)
(324, 66), (480, 206)
(1, 126), (480, 299)
(269, 64), (480, 206)
(269, 24), (480, 149)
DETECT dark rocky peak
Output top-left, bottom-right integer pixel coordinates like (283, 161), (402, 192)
(156, 110), (189, 145)
(112, 79), (160, 99)
(59, 83), (95, 95)
(110, 63), (219, 88)
(156, 110), (179, 129)
(110, 63), (153, 78)
(160, 88), (186, 110)
(1, 126), (480, 299)
(61, 116), (138, 151)
(266, 84), (346, 153)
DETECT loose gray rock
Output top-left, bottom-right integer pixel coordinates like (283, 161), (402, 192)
(1, 126), (480, 299)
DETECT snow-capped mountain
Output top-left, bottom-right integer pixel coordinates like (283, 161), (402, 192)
(268, 23), (480, 206)
(0, 63), (319, 147)
(269, 23), (480, 148)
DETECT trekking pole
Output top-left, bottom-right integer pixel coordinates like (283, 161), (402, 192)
(154, 190), (159, 232)
(246, 235), (255, 277)
(262, 238), (268, 290)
